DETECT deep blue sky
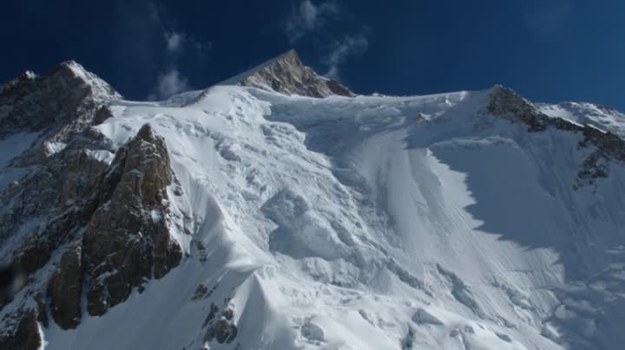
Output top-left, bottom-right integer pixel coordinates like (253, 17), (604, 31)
(1, 0), (624, 109)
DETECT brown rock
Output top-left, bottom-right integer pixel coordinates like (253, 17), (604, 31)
(236, 50), (355, 98)
(83, 124), (181, 316)
(48, 245), (83, 329)
(93, 105), (114, 125)
(60, 149), (109, 206)
(0, 310), (41, 350)
(486, 85), (546, 132)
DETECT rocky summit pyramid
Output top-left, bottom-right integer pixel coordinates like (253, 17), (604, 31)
(1, 51), (625, 350)
(222, 49), (354, 98)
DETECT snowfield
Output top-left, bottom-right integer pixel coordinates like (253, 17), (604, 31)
(34, 84), (625, 350)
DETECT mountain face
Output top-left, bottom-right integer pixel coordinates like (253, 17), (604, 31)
(0, 51), (625, 350)
(221, 49), (354, 98)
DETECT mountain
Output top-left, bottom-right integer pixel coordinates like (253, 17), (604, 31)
(220, 49), (354, 98)
(1, 51), (625, 350)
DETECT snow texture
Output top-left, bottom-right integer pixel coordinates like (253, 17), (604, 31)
(2, 64), (625, 349)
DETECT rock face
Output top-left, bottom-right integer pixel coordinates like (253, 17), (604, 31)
(487, 85), (625, 185)
(0, 57), (182, 344)
(226, 50), (354, 98)
(203, 303), (238, 344)
(83, 124), (182, 316)
(486, 85), (547, 132)
(0, 122), (182, 338)
(0, 310), (41, 350)
(0, 133), (111, 262)
(93, 105), (114, 125)
(2, 54), (625, 349)
(48, 245), (83, 329)
(0, 60), (119, 138)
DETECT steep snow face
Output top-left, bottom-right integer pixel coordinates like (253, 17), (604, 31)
(34, 84), (625, 350)
(539, 102), (625, 138)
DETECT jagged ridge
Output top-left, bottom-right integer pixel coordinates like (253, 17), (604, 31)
(487, 85), (625, 186)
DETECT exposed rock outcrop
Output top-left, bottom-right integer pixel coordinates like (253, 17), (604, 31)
(486, 85), (547, 132)
(487, 85), (625, 186)
(0, 310), (41, 350)
(0, 132), (112, 250)
(0, 60), (119, 137)
(203, 303), (238, 344)
(48, 245), (83, 329)
(0, 119), (182, 338)
(0, 61), (120, 172)
(93, 105), (114, 125)
(226, 50), (354, 98)
(83, 124), (182, 316)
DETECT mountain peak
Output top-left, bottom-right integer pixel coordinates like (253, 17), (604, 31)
(221, 49), (354, 98)
(4, 55), (625, 349)
(49, 60), (121, 101)
(0, 60), (120, 138)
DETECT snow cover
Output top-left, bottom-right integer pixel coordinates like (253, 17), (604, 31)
(539, 102), (625, 139)
(20, 83), (625, 349)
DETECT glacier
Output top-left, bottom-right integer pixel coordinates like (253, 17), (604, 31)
(1, 52), (625, 350)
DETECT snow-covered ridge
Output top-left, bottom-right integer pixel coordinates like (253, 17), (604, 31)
(539, 101), (625, 139)
(1, 55), (625, 350)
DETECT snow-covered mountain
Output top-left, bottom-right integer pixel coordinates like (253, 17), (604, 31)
(1, 51), (625, 350)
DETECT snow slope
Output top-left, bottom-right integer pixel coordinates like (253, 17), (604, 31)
(31, 82), (625, 350)
(539, 102), (625, 139)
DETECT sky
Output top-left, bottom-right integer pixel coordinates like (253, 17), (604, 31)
(0, 0), (624, 109)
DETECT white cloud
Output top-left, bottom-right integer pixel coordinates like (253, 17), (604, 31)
(284, 0), (339, 43)
(324, 34), (369, 80)
(300, 0), (321, 29)
(165, 32), (185, 54)
(281, 0), (368, 82)
(125, 3), (211, 100)
(153, 69), (189, 99)
(164, 31), (211, 56)
(154, 31), (210, 98)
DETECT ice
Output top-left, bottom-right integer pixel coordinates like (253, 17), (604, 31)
(0, 82), (620, 349)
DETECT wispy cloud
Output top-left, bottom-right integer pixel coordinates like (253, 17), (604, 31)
(164, 30), (211, 57)
(165, 32), (185, 54)
(113, 0), (210, 100)
(153, 31), (210, 99)
(157, 26), (211, 99)
(154, 69), (189, 98)
(283, 0), (340, 43)
(281, 0), (369, 83)
(525, 0), (572, 39)
(324, 34), (369, 80)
